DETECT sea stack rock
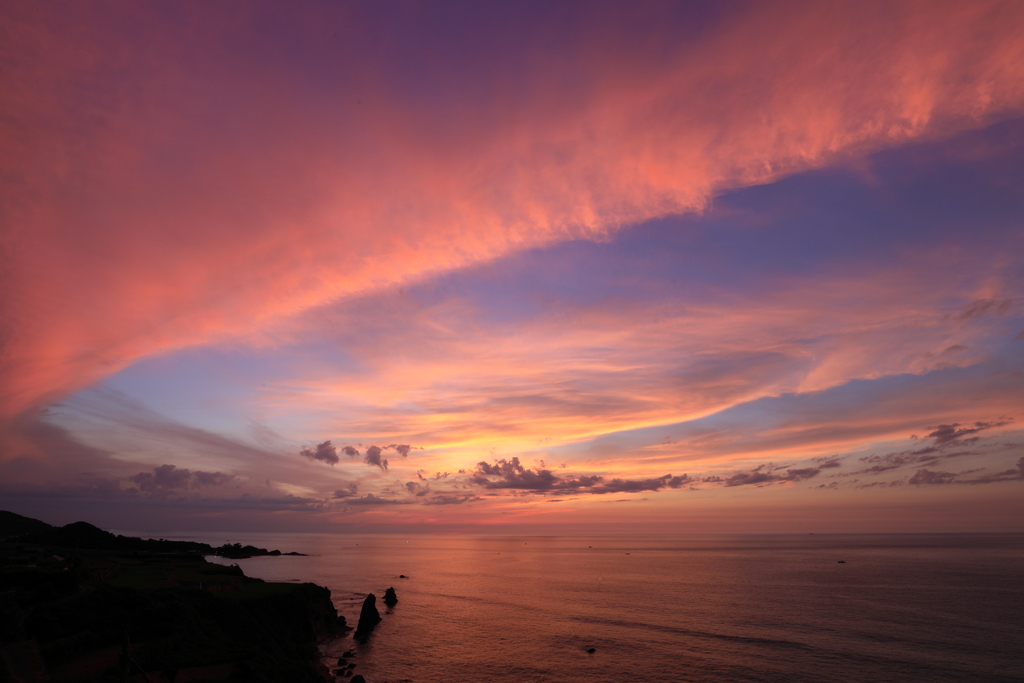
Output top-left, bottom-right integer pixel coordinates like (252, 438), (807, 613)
(355, 593), (382, 638)
(383, 586), (398, 606)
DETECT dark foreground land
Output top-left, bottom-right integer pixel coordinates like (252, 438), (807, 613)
(0, 511), (347, 682)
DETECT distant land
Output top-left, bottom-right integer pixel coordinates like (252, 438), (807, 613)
(0, 510), (307, 559)
(0, 510), (346, 682)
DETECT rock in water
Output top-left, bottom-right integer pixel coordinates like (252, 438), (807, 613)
(350, 676), (366, 683)
(383, 586), (398, 606)
(355, 593), (382, 637)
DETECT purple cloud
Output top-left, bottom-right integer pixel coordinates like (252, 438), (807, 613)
(333, 483), (358, 498)
(908, 457), (1024, 486)
(346, 493), (407, 506)
(405, 481), (429, 496)
(364, 445), (389, 471)
(909, 469), (958, 485)
(926, 420), (1010, 445)
(471, 457), (690, 494)
(422, 494), (480, 505)
(127, 464), (234, 494)
(300, 440), (339, 465)
(723, 466), (820, 487)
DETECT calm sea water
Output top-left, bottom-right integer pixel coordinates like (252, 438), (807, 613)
(160, 533), (1024, 683)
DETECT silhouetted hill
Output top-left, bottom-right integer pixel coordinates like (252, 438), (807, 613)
(2, 512), (304, 558)
(13, 519), (212, 554)
(0, 510), (54, 539)
(0, 511), (343, 682)
(36, 520), (121, 548)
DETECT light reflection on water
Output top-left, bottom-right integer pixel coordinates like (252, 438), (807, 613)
(170, 534), (1024, 683)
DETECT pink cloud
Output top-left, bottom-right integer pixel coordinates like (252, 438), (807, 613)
(2, 0), (1024, 429)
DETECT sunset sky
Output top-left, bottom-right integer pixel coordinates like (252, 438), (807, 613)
(2, 0), (1023, 533)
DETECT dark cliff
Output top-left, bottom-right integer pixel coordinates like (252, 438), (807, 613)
(0, 512), (345, 682)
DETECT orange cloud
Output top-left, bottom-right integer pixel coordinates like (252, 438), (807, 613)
(253, 252), (1021, 471)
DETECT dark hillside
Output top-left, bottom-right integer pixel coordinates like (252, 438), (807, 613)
(8, 514), (304, 559)
(0, 511), (54, 539)
(0, 512), (346, 682)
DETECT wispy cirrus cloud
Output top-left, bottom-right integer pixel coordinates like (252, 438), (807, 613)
(3, 0), (1024, 427)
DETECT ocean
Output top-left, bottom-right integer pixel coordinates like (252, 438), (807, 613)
(166, 533), (1024, 682)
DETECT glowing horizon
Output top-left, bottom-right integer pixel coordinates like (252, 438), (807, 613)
(2, 0), (1023, 533)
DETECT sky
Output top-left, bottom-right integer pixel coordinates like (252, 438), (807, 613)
(2, 0), (1023, 534)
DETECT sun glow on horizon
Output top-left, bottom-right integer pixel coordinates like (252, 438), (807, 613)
(2, 0), (1023, 533)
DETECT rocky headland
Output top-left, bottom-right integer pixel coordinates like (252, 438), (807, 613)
(0, 511), (347, 682)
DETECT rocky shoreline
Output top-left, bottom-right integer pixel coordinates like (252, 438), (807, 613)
(0, 511), (347, 682)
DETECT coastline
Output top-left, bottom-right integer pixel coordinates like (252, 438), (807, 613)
(0, 511), (348, 682)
